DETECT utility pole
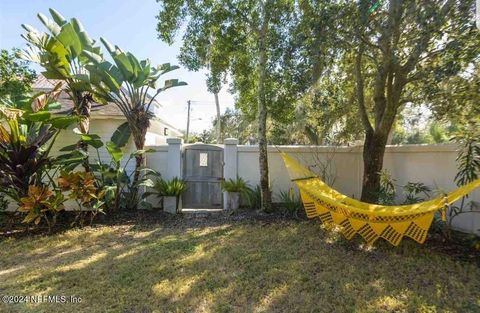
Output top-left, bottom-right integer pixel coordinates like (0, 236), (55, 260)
(186, 100), (191, 143)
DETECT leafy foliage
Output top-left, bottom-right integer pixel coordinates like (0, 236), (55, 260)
(374, 171), (432, 205)
(20, 9), (103, 135)
(18, 185), (65, 231)
(0, 86), (76, 202)
(452, 125), (480, 186)
(447, 123), (480, 230)
(403, 182), (431, 205)
(0, 119), (57, 201)
(58, 171), (103, 207)
(82, 37), (186, 196)
(0, 49), (36, 102)
(153, 177), (187, 198)
(375, 171), (397, 205)
(57, 123), (158, 211)
(244, 185), (262, 211)
(221, 177), (249, 193)
(277, 188), (303, 216)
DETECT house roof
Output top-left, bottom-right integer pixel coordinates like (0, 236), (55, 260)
(32, 75), (183, 134)
(32, 75), (162, 118)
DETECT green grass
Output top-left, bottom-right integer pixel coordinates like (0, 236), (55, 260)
(0, 221), (479, 313)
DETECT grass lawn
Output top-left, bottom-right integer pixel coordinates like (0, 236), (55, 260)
(0, 220), (479, 313)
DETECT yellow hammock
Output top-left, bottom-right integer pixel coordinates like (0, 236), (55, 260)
(281, 152), (480, 246)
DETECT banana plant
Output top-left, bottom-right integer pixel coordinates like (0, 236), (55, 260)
(19, 8), (104, 163)
(82, 38), (187, 199)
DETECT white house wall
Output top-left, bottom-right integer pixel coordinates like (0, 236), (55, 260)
(50, 119), (137, 175)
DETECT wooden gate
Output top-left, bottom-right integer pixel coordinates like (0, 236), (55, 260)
(183, 144), (224, 208)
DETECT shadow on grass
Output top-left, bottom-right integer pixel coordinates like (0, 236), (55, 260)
(0, 221), (479, 313)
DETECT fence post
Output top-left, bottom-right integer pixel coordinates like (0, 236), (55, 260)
(166, 137), (182, 180)
(223, 138), (238, 210)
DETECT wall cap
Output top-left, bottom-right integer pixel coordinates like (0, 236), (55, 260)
(224, 138), (239, 145)
(166, 137), (183, 144)
(236, 143), (459, 153)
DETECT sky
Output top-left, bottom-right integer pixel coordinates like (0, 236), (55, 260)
(0, 0), (235, 133)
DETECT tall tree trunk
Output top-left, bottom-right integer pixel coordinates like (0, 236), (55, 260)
(360, 131), (388, 203)
(214, 92), (221, 143)
(257, 3), (272, 212)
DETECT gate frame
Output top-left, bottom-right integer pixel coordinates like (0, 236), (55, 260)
(182, 143), (224, 209)
(166, 138), (239, 211)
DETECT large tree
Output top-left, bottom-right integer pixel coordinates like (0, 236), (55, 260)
(351, 0), (479, 202)
(157, 0), (296, 211)
(0, 49), (36, 101)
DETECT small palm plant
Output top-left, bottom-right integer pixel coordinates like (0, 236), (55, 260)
(221, 177), (250, 210)
(153, 177), (187, 213)
(221, 177), (250, 193)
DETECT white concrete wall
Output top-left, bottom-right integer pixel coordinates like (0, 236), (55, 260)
(145, 143), (480, 235)
(230, 144), (479, 235)
(145, 145), (169, 177)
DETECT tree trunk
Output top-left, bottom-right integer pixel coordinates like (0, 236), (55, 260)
(214, 92), (221, 143)
(132, 130), (146, 189)
(257, 4), (272, 212)
(75, 92), (92, 172)
(129, 123), (148, 210)
(360, 131), (388, 203)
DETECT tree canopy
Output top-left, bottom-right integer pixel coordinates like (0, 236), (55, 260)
(157, 0), (479, 204)
(0, 49), (36, 102)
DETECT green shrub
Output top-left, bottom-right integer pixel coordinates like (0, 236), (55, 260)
(277, 188), (303, 216)
(221, 177), (249, 193)
(375, 170), (397, 205)
(403, 182), (431, 204)
(153, 177), (187, 197)
(375, 171), (433, 206)
(447, 123), (480, 231)
(244, 184), (262, 210)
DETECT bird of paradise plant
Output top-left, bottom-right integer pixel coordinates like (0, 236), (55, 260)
(20, 9), (105, 170)
(82, 39), (186, 206)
